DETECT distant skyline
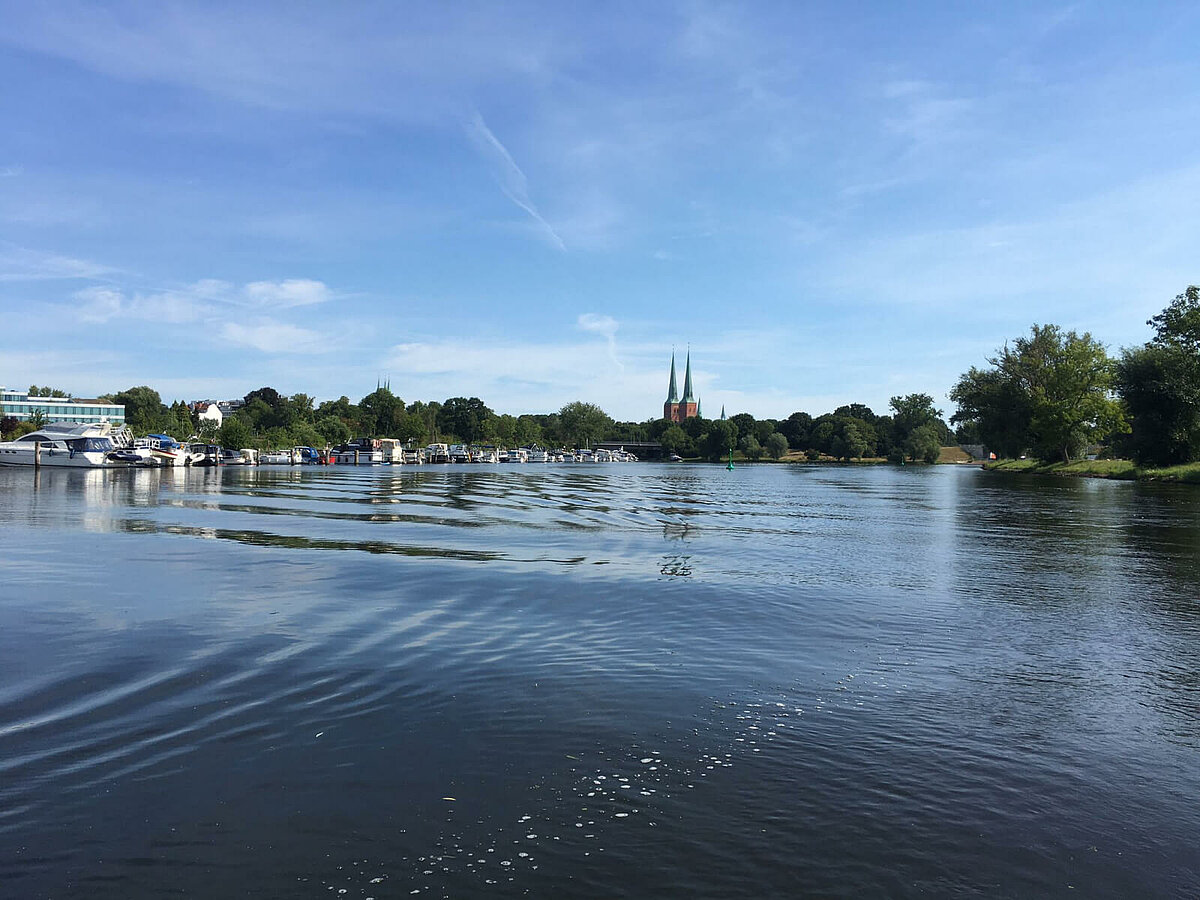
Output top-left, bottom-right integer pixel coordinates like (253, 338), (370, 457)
(2, 2), (1199, 421)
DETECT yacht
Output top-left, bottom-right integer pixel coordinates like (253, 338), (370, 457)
(137, 433), (188, 466)
(0, 422), (137, 468)
(331, 438), (384, 465)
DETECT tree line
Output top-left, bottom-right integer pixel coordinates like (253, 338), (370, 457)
(950, 285), (1200, 467)
(2, 380), (956, 464)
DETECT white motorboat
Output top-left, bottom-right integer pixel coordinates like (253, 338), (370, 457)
(135, 433), (188, 466)
(526, 446), (550, 463)
(0, 422), (137, 468)
(331, 438), (384, 465)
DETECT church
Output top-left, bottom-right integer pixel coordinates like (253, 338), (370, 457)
(663, 350), (701, 422)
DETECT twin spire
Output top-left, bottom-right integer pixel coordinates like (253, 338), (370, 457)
(664, 348), (700, 422)
(666, 348), (695, 403)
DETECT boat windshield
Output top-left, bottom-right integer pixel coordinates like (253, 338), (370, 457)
(66, 437), (115, 452)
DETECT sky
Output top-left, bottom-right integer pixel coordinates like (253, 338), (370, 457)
(2, 1), (1199, 422)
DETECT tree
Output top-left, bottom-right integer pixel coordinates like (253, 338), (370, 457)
(244, 386), (282, 411)
(359, 386), (404, 436)
(1, 415), (20, 438)
(780, 412), (812, 449)
(950, 367), (1032, 458)
(765, 432), (788, 459)
(831, 421), (867, 460)
(514, 415), (545, 446)
(1147, 285), (1200, 352)
(833, 403), (877, 423)
(738, 434), (763, 460)
(316, 416), (351, 446)
(952, 324), (1125, 462)
(1009, 325), (1125, 462)
(659, 424), (689, 456)
(904, 424), (942, 464)
(729, 413), (757, 438)
(28, 408), (48, 429)
(218, 416), (253, 450)
(558, 401), (612, 448)
(107, 386), (169, 433)
(701, 420), (738, 461)
(437, 397), (493, 444)
(1116, 286), (1200, 465)
(890, 393), (943, 462)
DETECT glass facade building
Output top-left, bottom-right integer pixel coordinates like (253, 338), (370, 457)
(0, 387), (125, 426)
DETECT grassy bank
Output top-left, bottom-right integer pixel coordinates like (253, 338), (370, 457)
(983, 458), (1200, 483)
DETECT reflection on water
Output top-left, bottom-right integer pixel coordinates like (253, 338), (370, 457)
(1, 463), (1199, 898)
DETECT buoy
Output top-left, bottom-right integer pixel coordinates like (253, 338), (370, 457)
(727, 448), (735, 470)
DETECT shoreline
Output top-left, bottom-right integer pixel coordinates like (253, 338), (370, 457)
(982, 458), (1200, 484)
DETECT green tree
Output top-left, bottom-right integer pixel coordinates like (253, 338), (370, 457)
(29, 408), (49, 429)
(890, 393), (943, 462)
(558, 401), (612, 448)
(953, 324), (1124, 463)
(1116, 286), (1200, 465)
(437, 397), (493, 444)
(729, 413), (756, 438)
(106, 386), (169, 433)
(904, 424), (942, 464)
(396, 412), (429, 445)
(738, 434), (763, 460)
(514, 415), (545, 446)
(659, 424), (689, 456)
(316, 416), (351, 446)
(780, 411), (812, 449)
(831, 421), (867, 460)
(316, 395), (357, 422)
(701, 420), (738, 461)
(764, 432), (788, 459)
(218, 416), (253, 450)
(950, 367), (1032, 458)
(359, 386), (404, 436)
(0, 415), (19, 439)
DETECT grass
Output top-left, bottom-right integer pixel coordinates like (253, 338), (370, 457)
(983, 457), (1200, 483)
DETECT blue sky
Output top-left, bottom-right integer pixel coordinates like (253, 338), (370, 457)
(2, 2), (1198, 422)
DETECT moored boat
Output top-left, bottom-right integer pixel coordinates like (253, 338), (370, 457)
(0, 422), (137, 468)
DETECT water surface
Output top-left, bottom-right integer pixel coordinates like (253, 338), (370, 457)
(1, 463), (1198, 897)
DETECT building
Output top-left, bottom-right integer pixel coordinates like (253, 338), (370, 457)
(663, 350), (700, 422)
(190, 401), (224, 427)
(0, 387), (125, 426)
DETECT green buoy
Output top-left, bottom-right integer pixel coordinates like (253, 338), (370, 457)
(727, 448), (735, 470)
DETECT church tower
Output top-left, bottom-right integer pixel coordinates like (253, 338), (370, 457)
(678, 349), (699, 420)
(663, 349), (700, 422)
(663, 351), (680, 421)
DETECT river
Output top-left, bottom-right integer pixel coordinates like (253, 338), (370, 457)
(1, 462), (1197, 897)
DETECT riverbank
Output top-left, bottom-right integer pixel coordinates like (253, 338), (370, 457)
(983, 458), (1200, 484)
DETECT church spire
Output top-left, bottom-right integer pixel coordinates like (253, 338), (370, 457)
(666, 351), (679, 403)
(681, 349), (695, 402)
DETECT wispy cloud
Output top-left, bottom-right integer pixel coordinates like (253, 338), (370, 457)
(577, 312), (623, 372)
(0, 165), (21, 177)
(221, 320), (328, 354)
(466, 111), (565, 251)
(242, 279), (332, 308)
(880, 79), (974, 147)
(71, 277), (335, 324)
(0, 244), (115, 281)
